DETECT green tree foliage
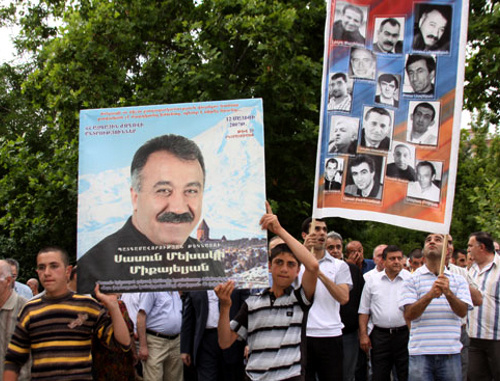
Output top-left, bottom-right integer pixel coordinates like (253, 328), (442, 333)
(451, 111), (500, 249)
(0, 0), (325, 273)
(0, 0), (498, 276)
(465, 0), (500, 124)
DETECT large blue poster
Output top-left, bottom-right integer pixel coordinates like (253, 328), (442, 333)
(77, 99), (268, 293)
(313, 0), (468, 234)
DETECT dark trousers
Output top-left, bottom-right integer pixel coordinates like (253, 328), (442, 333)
(305, 336), (343, 381)
(355, 346), (367, 381)
(468, 338), (500, 381)
(370, 326), (409, 381)
(197, 328), (244, 381)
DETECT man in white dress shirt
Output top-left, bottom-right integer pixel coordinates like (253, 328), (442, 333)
(359, 245), (410, 381)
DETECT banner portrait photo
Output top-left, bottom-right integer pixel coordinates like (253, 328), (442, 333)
(313, 0), (469, 233)
(77, 99), (267, 293)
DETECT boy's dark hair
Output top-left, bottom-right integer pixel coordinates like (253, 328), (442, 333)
(300, 217), (325, 235)
(409, 248), (423, 259)
(37, 246), (70, 266)
(452, 248), (466, 261)
(269, 243), (301, 266)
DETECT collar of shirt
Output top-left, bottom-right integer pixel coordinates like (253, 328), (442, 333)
(262, 286), (294, 296)
(472, 254), (499, 275)
(319, 251), (335, 264)
(381, 269), (409, 282)
(1, 292), (18, 311)
(418, 264), (450, 276)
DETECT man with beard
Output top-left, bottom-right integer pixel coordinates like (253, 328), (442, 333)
(329, 117), (358, 154)
(332, 4), (366, 44)
(386, 144), (416, 181)
(373, 18), (403, 54)
(408, 102), (438, 145)
(78, 134), (225, 293)
(344, 155), (383, 199)
(327, 73), (352, 112)
(399, 234), (472, 381)
(413, 5), (451, 52)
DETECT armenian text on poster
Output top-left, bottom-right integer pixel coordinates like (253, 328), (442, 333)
(77, 99), (268, 293)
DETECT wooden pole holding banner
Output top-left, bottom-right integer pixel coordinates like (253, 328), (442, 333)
(309, 219), (317, 254)
(439, 234), (449, 275)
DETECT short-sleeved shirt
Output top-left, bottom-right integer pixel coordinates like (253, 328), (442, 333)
(359, 269), (410, 329)
(468, 254), (500, 340)
(230, 286), (311, 381)
(398, 265), (473, 355)
(138, 291), (182, 335)
(447, 263), (479, 325)
(14, 282), (33, 300)
(299, 252), (352, 337)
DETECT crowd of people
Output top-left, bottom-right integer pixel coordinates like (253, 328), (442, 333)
(1, 210), (499, 381)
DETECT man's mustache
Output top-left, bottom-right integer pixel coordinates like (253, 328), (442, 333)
(157, 212), (194, 223)
(426, 34), (438, 43)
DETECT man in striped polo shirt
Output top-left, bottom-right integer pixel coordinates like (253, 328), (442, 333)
(466, 231), (500, 380)
(216, 203), (319, 381)
(398, 233), (473, 381)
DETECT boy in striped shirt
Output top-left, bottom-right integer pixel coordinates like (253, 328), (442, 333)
(216, 203), (319, 381)
(3, 246), (131, 381)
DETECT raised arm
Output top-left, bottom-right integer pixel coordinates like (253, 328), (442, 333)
(214, 281), (239, 349)
(95, 285), (131, 347)
(317, 272), (349, 305)
(260, 201), (319, 300)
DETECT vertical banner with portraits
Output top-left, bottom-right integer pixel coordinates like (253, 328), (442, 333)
(313, 0), (468, 233)
(77, 99), (268, 293)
